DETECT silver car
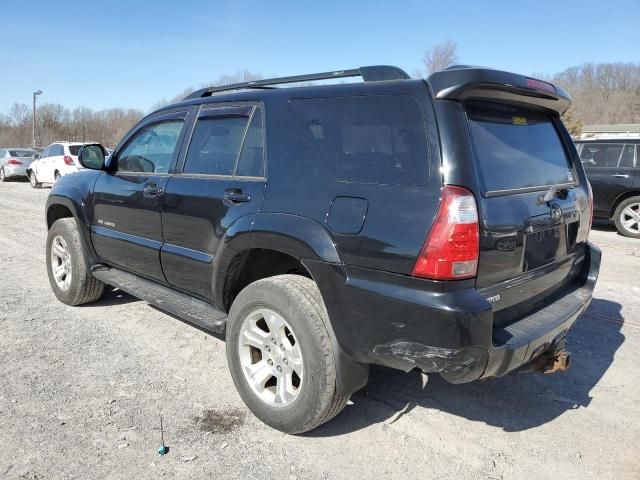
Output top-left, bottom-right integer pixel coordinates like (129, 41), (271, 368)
(0, 148), (38, 181)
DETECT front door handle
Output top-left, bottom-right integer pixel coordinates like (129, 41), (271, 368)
(224, 188), (251, 203)
(613, 174), (630, 178)
(143, 184), (163, 197)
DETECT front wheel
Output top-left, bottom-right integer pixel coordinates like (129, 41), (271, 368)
(613, 196), (640, 239)
(226, 275), (347, 434)
(46, 218), (104, 305)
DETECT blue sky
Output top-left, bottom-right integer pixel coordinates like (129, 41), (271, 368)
(1, 0), (638, 113)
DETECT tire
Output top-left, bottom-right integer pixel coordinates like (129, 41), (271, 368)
(0, 167), (7, 182)
(226, 275), (348, 434)
(29, 171), (42, 189)
(54, 171), (61, 182)
(46, 218), (104, 305)
(613, 196), (640, 239)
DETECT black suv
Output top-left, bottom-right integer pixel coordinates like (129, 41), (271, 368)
(575, 138), (640, 238)
(45, 65), (601, 433)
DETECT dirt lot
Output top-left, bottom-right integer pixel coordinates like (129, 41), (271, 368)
(0, 179), (638, 480)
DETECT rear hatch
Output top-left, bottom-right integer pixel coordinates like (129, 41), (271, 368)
(465, 101), (590, 326)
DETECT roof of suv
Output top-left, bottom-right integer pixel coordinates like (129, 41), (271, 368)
(157, 64), (571, 116)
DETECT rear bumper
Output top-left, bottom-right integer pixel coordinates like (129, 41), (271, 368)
(2, 165), (28, 177)
(306, 242), (601, 384)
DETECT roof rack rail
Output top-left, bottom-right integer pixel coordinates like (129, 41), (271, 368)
(184, 65), (410, 100)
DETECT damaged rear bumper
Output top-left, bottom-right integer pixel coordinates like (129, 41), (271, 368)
(306, 243), (601, 384)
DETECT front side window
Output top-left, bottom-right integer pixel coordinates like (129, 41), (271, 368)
(117, 120), (184, 173)
(291, 95), (430, 186)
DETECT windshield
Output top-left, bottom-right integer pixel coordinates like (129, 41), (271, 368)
(467, 102), (574, 193)
(9, 150), (36, 158)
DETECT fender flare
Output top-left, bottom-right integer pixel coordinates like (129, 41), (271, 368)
(46, 193), (99, 267)
(215, 213), (368, 397)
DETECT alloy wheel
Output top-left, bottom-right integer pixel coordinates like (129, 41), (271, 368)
(620, 202), (640, 235)
(50, 235), (72, 291)
(238, 308), (303, 407)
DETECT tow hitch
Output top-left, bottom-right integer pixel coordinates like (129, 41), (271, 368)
(524, 341), (572, 375)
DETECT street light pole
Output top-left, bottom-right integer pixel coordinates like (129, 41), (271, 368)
(32, 90), (42, 147)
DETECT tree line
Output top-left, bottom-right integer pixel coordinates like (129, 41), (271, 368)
(1, 44), (639, 148)
(0, 103), (144, 149)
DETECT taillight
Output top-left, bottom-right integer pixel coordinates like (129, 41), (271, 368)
(525, 78), (556, 94)
(64, 155), (74, 166)
(7, 159), (23, 165)
(412, 185), (480, 280)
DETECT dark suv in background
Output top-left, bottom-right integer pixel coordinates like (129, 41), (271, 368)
(576, 138), (640, 238)
(44, 65), (600, 433)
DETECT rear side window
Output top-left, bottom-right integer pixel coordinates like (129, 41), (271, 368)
(183, 106), (265, 177)
(579, 143), (635, 168)
(290, 95), (429, 186)
(236, 109), (265, 177)
(467, 102), (573, 193)
(68, 145), (82, 156)
(184, 116), (249, 176)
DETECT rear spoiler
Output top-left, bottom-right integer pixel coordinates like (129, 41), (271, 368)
(427, 66), (571, 115)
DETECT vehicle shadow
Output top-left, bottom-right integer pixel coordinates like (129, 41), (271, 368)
(307, 298), (625, 436)
(591, 219), (617, 232)
(80, 286), (140, 307)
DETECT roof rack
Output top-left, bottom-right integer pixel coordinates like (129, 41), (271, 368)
(184, 65), (411, 100)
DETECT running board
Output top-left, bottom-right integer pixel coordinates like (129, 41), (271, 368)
(91, 266), (227, 334)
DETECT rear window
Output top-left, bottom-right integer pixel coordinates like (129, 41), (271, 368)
(9, 150), (36, 157)
(467, 102), (574, 193)
(68, 145), (82, 156)
(290, 95), (429, 186)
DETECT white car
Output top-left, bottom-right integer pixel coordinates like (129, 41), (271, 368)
(27, 141), (93, 188)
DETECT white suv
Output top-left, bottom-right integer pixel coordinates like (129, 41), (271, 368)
(28, 141), (93, 187)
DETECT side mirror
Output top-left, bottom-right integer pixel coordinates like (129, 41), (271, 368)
(33, 154), (41, 160)
(78, 144), (107, 170)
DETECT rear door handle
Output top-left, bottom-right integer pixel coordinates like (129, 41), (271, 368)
(613, 174), (630, 178)
(224, 188), (251, 203)
(143, 184), (163, 197)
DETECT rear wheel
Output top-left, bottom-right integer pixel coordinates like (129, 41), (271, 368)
(54, 171), (61, 182)
(29, 171), (42, 189)
(0, 167), (7, 182)
(46, 218), (104, 305)
(613, 196), (640, 239)
(226, 275), (347, 434)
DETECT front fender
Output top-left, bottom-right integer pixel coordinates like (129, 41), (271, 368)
(46, 171), (102, 265)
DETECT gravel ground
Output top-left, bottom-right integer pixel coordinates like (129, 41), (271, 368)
(0, 179), (638, 480)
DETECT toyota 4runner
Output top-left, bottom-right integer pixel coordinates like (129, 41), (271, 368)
(45, 65), (601, 433)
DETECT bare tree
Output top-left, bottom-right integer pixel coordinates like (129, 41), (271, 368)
(422, 40), (459, 76)
(550, 62), (640, 126)
(8, 103), (30, 127)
